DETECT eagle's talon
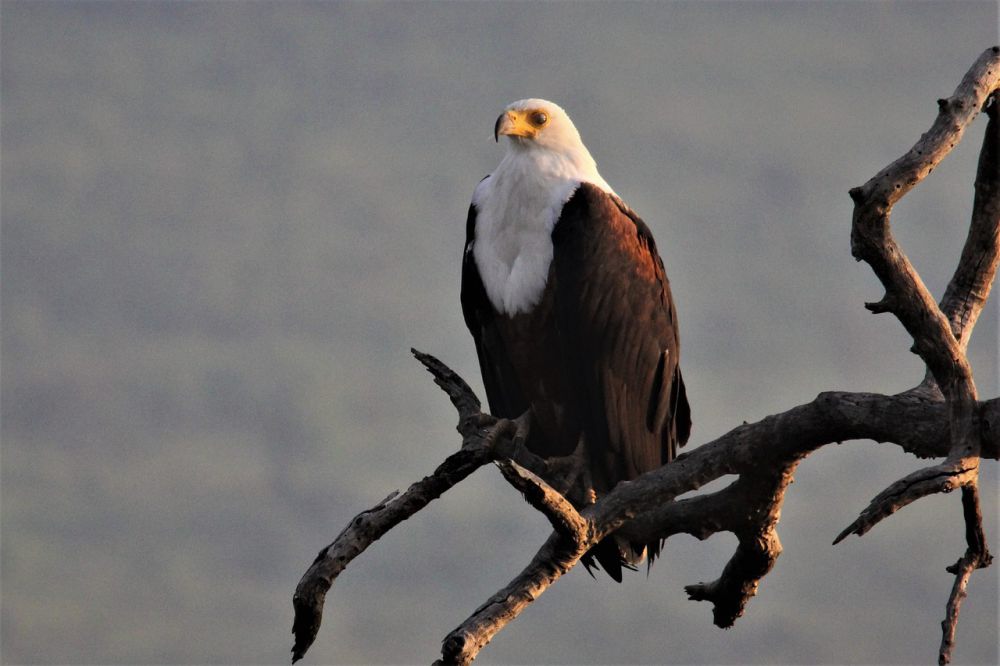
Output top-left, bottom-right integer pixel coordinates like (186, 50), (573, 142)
(511, 412), (532, 449)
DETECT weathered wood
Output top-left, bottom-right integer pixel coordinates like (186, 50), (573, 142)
(292, 47), (1000, 665)
(843, 47), (999, 663)
(291, 432), (496, 663)
(939, 485), (994, 665)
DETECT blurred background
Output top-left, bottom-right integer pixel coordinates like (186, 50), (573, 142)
(2, 2), (997, 664)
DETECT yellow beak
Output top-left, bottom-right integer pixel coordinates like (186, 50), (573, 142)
(494, 111), (537, 142)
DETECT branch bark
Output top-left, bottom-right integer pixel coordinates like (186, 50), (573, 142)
(939, 485), (995, 666)
(291, 351), (548, 663)
(844, 47), (999, 663)
(292, 47), (1000, 665)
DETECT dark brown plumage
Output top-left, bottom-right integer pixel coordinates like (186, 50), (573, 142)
(462, 181), (690, 581)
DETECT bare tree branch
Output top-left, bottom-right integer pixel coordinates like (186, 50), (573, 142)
(939, 89), (1000, 350)
(291, 423), (496, 663)
(496, 459), (590, 542)
(681, 463), (793, 627)
(849, 47), (999, 391)
(939, 485), (995, 665)
(292, 47), (1000, 665)
(832, 460), (979, 544)
(292, 351), (548, 663)
(436, 532), (586, 666)
(843, 47), (999, 661)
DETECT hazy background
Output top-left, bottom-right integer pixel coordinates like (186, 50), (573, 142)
(2, 2), (998, 664)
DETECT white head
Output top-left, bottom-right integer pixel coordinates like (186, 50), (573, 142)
(491, 98), (613, 194)
(494, 99), (589, 155)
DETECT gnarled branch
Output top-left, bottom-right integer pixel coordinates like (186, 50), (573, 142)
(292, 47), (1000, 665)
(844, 46), (999, 664)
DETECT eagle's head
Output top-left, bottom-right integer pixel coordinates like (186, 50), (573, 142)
(494, 99), (585, 154)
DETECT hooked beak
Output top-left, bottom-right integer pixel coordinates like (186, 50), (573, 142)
(494, 111), (536, 142)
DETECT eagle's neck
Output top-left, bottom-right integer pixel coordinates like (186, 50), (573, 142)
(472, 147), (613, 316)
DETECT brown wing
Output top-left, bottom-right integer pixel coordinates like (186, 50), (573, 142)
(461, 183), (691, 580)
(551, 183), (690, 492)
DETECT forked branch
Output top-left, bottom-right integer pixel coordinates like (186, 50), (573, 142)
(843, 46), (999, 664)
(292, 47), (1000, 665)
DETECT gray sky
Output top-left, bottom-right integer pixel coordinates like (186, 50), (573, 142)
(2, 2), (998, 664)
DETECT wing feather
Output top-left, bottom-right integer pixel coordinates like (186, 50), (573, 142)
(461, 203), (529, 419)
(551, 183), (691, 487)
(461, 183), (691, 580)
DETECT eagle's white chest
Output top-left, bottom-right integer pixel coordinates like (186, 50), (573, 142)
(470, 144), (616, 316)
(471, 168), (579, 316)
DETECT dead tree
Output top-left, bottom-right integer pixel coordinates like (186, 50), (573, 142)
(292, 47), (1000, 665)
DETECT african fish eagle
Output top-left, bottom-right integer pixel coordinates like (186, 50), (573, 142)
(461, 99), (691, 581)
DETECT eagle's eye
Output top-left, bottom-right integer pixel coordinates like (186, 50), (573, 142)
(530, 111), (548, 127)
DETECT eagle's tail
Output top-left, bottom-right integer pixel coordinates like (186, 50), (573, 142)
(582, 536), (660, 582)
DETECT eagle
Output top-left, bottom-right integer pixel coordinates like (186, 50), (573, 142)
(461, 99), (691, 581)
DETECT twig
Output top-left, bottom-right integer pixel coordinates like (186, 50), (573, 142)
(292, 350), (547, 662)
(436, 533), (586, 666)
(849, 46), (999, 391)
(939, 486), (994, 665)
(291, 426), (500, 662)
(496, 459), (590, 542)
(833, 461), (978, 544)
(938, 90), (1000, 350)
